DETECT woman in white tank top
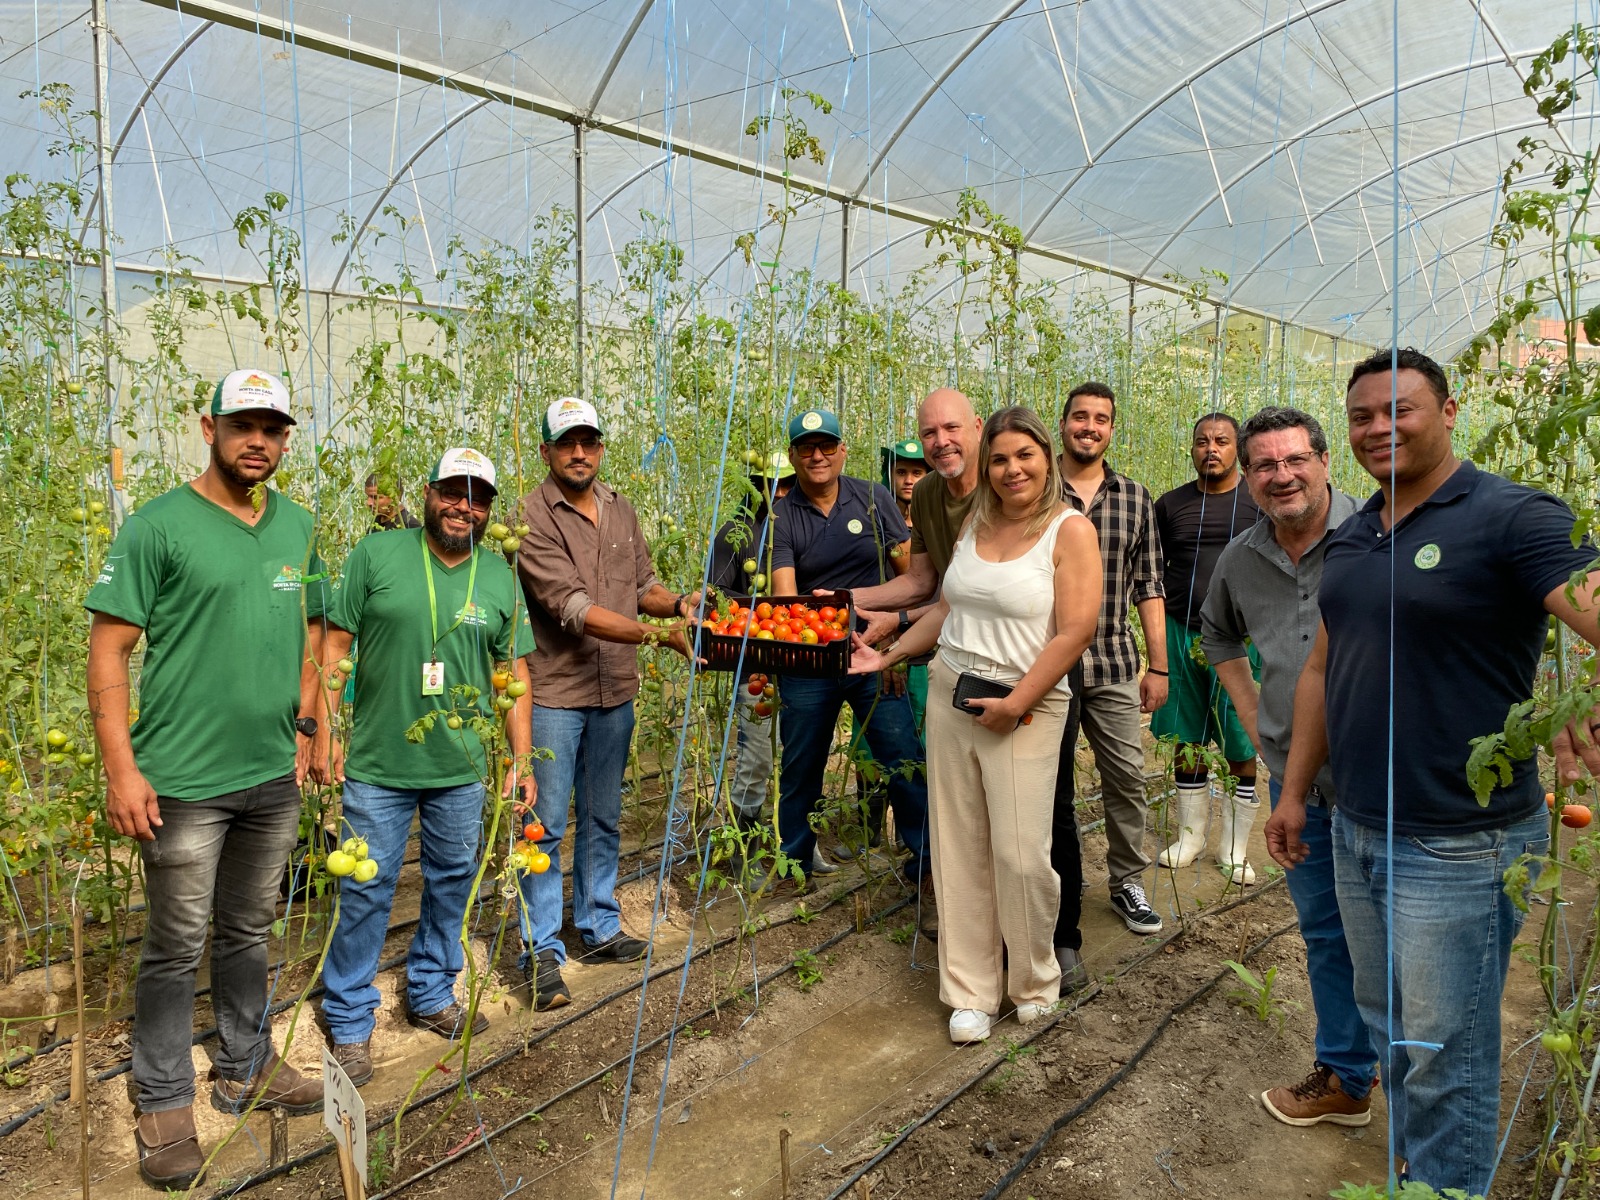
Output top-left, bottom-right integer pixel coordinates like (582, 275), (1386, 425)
(850, 407), (1100, 1044)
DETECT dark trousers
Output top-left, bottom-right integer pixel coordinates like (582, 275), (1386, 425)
(1051, 661), (1086, 951)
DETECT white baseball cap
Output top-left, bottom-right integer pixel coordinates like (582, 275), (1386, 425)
(428, 447), (498, 494)
(211, 368), (295, 424)
(542, 396), (604, 443)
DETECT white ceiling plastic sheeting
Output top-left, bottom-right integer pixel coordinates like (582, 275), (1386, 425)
(2, 0), (1593, 353)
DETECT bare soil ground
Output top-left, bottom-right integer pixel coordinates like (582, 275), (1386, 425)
(0, 752), (1571, 1200)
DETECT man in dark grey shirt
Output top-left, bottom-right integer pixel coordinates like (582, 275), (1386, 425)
(1199, 405), (1375, 1129)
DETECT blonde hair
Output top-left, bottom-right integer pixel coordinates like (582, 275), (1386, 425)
(970, 405), (1063, 538)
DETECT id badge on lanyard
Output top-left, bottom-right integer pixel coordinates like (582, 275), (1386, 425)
(421, 532), (478, 698)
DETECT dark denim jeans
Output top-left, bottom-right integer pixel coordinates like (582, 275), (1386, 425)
(1051, 661), (1086, 951)
(322, 778), (486, 1042)
(1333, 806), (1548, 1196)
(518, 701), (636, 965)
(1267, 778), (1377, 1098)
(776, 674), (928, 880)
(134, 774), (300, 1112)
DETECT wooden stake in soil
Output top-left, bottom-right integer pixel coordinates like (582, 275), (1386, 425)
(270, 1106), (289, 1167)
(779, 1126), (792, 1199)
(72, 903), (89, 1200)
(336, 1111), (366, 1200)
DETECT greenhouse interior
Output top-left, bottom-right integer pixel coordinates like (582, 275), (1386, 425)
(2, 0), (1598, 1197)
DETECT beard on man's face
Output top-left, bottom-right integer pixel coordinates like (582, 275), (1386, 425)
(424, 496), (490, 553)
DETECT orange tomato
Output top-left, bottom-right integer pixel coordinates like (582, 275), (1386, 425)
(1562, 804), (1592, 829)
(755, 602), (773, 620)
(1548, 791), (1558, 810)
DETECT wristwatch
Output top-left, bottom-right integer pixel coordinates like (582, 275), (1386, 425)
(897, 610), (912, 634)
(295, 716), (318, 738)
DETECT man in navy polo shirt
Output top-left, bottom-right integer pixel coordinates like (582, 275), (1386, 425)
(770, 408), (931, 917)
(1268, 348), (1600, 1196)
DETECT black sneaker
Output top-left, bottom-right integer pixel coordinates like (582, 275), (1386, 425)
(523, 950), (571, 1011)
(580, 933), (649, 963)
(1110, 882), (1162, 934)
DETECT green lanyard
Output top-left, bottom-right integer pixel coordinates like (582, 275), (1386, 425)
(421, 530), (479, 652)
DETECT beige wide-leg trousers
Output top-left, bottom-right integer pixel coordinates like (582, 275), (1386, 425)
(926, 657), (1067, 1014)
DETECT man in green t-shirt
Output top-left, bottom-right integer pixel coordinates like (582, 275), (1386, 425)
(318, 449), (534, 1087)
(85, 368), (327, 1191)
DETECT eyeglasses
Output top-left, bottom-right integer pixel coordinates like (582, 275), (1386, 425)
(1246, 451), (1319, 479)
(793, 440), (842, 459)
(431, 486), (493, 512)
(551, 436), (603, 453)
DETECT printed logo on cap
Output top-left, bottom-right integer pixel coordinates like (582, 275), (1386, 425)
(801, 411), (823, 431)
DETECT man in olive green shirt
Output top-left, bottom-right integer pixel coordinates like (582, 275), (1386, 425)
(86, 368), (327, 1191)
(319, 448), (534, 1086)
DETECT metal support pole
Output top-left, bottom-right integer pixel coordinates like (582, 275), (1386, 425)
(1125, 278), (1136, 396)
(91, 0), (120, 519)
(838, 202), (849, 411)
(573, 122), (587, 398)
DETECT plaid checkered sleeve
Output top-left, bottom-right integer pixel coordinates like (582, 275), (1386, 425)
(1062, 467), (1165, 687)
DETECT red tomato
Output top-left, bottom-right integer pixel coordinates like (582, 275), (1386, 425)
(748, 678), (766, 696)
(755, 602), (773, 620)
(523, 821), (545, 841)
(818, 606), (837, 623)
(753, 700), (773, 717)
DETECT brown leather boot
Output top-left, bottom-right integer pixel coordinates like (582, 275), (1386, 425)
(135, 1105), (206, 1190)
(211, 1050), (323, 1115)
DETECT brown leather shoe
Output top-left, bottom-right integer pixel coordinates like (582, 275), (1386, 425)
(135, 1105), (206, 1190)
(211, 1051), (323, 1115)
(1261, 1061), (1373, 1127)
(330, 1040), (373, 1087)
(407, 1002), (489, 1040)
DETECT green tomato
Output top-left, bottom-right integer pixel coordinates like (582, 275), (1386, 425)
(352, 858), (379, 884)
(742, 558), (758, 575)
(505, 679), (528, 698)
(1543, 1030), (1574, 1057)
(336, 658), (354, 674)
(744, 449), (762, 467)
(69, 507), (87, 522)
(752, 573), (768, 591)
(45, 729), (68, 748)
(341, 837), (368, 860)
(486, 522), (511, 542)
(88, 500), (105, 515)
(46, 752), (66, 766)
(325, 850), (356, 877)
(446, 714), (464, 730)
(65, 379), (84, 396)
(76, 752), (96, 766)
(642, 678), (662, 693)
(494, 695), (516, 712)
(513, 523), (530, 538)
(501, 536), (521, 554)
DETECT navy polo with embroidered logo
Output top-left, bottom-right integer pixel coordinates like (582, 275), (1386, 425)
(1318, 461), (1595, 835)
(771, 475), (908, 593)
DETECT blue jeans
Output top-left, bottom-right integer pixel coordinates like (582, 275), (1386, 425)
(730, 689), (776, 822)
(322, 777), (486, 1043)
(518, 701), (636, 964)
(1267, 778), (1376, 1098)
(776, 674), (929, 880)
(135, 775), (300, 1111)
(1333, 806), (1548, 1196)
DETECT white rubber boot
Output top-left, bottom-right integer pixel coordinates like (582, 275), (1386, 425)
(1158, 784), (1209, 869)
(1217, 787), (1259, 885)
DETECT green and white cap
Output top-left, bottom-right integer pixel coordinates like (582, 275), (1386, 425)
(211, 368), (295, 425)
(881, 438), (925, 463)
(542, 396), (604, 443)
(754, 449), (795, 480)
(428, 447), (498, 495)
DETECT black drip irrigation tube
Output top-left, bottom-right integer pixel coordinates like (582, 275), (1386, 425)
(202, 869), (907, 1199)
(824, 877), (1290, 1200)
(0, 830), (680, 1096)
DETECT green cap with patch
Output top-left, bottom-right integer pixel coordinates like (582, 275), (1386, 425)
(786, 408), (843, 444)
(753, 449), (795, 481)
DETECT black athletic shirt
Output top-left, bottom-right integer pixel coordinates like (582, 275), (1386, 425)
(1154, 479), (1262, 629)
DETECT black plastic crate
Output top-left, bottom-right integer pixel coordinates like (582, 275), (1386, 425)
(692, 591), (853, 679)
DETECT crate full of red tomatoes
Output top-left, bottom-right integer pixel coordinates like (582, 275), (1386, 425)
(693, 591), (853, 679)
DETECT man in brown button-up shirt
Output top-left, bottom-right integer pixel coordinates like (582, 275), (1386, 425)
(512, 397), (695, 1011)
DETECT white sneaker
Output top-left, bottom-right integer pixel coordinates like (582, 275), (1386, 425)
(949, 1009), (992, 1043)
(1015, 1000), (1057, 1025)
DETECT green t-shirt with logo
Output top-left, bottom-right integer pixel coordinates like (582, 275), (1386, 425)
(329, 529), (533, 789)
(84, 485), (328, 800)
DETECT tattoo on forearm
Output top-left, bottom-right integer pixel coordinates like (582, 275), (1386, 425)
(88, 682), (129, 719)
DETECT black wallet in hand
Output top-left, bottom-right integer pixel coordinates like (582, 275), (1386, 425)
(952, 672), (1015, 713)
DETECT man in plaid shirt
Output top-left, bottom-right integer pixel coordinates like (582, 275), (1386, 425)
(1058, 381), (1170, 933)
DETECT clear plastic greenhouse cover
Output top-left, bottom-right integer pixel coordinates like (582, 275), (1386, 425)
(2, 0), (1592, 352)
